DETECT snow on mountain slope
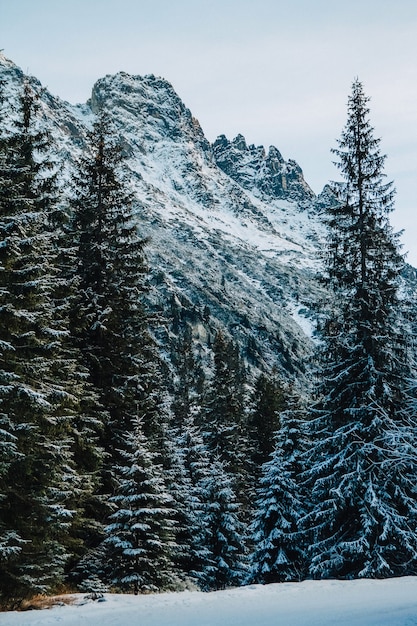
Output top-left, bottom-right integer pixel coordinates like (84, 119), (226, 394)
(0, 53), (328, 381)
(87, 70), (327, 379)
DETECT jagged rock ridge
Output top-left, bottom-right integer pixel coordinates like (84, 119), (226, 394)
(213, 134), (315, 203)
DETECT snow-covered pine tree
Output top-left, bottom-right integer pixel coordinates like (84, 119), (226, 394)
(302, 79), (417, 579)
(199, 458), (247, 591)
(104, 418), (178, 594)
(203, 331), (246, 465)
(161, 360), (243, 592)
(249, 396), (308, 583)
(0, 73), (26, 595)
(68, 109), (171, 586)
(161, 422), (212, 588)
(0, 80), (81, 605)
(69, 109), (163, 466)
(51, 196), (106, 585)
(158, 323), (211, 586)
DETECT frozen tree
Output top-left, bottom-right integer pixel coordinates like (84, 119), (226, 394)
(104, 418), (179, 594)
(302, 79), (417, 579)
(162, 424), (212, 587)
(202, 330), (250, 515)
(165, 321), (217, 586)
(68, 109), (170, 587)
(249, 398), (308, 583)
(69, 109), (164, 465)
(0, 77), (25, 586)
(0, 81), (81, 604)
(199, 459), (247, 590)
(168, 408), (219, 588)
(48, 177), (105, 582)
(203, 332), (246, 469)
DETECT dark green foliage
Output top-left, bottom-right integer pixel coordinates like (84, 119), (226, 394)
(68, 109), (171, 589)
(0, 81), (79, 604)
(199, 459), (247, 591)
(302, 79), (417, 579)
(167, 325), (214, 585)
(169, 324), (249, 590)
(71, 112), (145, 412)
(201, 330), (254, 524)
(69, 109), (163, 459)
(249, 396), (308, 583)
(248, 372), (286, 470)
(48, 192), (106, 578)
(171, 322), (203, 428)
(203, 331), (248, 475)
(104, 418), (179, 594)
(161, 424), (212, 587)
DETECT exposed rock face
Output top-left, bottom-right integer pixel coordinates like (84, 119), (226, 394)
(213, 134), (315, 203)
(0, 54), (329, 385)
(90, 72), (211, 153)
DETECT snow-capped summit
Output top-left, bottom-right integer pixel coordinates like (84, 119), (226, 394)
(89, 72), (210, 152)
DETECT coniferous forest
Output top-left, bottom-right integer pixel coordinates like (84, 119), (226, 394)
(1, 72), (417, 610)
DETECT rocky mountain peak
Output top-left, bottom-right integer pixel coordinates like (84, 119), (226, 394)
(212, 133), (315, 203)
(0, 58), (329, 384)
(0, 51), (17, 71)
(89, 72), (210, 153)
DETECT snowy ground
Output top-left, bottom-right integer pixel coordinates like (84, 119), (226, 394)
(3, 578), (417, 626)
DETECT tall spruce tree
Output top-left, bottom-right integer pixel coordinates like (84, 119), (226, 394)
(161, 421), (211, 588)
(69, 110), (168, 586)
(0, 81), (81, 605)
(166, 325), (213, 586)
(302, 79), (417, 579)
(69, 110), (162, 461)
(169, 400), (222, 588)
(51, 184), (105, 586)
(202, 330), (252, 526)
(0, 72), (24, 593)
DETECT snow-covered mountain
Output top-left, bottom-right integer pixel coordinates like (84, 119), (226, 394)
(0, 53), (329, 383)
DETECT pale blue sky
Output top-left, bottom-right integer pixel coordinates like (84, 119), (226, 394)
(2, 0), (417, 262)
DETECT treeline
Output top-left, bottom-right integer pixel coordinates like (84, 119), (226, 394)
(1, 76), (417, 610)
(0, 78), (287, 608)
